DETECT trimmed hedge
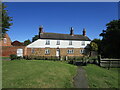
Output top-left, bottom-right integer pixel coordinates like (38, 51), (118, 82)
(23, 55), (92, 61)
(10, 54), (23, 60)
(23, 55), (60, 61)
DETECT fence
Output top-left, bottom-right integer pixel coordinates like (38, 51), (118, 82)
(98, 55), (120, 69)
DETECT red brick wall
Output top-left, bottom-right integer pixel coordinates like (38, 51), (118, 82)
(26, 48), (84, 56)
(1, 46), (26, 57)
(0, 33), (12, 46)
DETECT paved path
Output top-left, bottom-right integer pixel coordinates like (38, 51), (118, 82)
(73, 66), (89, 88)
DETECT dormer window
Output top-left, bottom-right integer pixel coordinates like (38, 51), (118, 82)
(81, 41), (85, 46)
(69, 41), (72, 45)
(46, 40), (50, 45)
(56, 40), (60, 45)
(3, 38), (7, 43)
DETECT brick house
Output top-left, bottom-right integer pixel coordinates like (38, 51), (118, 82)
(11, 40), (24, 46)
(0, 33), (26, 57)
(0, 33), (12, 46)
(26, 26), (91, 57)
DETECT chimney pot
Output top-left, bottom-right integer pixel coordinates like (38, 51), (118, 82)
(39, 25), (43, 38)
(70, 27), (74, 36)
(83, 28), (86, 36)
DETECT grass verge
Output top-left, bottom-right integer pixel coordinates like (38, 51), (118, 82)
(83, 64), (119, 88)
(2, 60), (77, 88)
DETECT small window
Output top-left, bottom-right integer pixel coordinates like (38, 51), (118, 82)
(3, 38), (7, 43)
(81, 41), (85, 46)
(56, 40), (60, 45)
(67, 49), (74, 54)
(31, 48), (35, 54)
(80, 49), (84, 54)
(46, 40), (50, 45)
(69, 41), (72, 45)
(45, 49), (50, 54)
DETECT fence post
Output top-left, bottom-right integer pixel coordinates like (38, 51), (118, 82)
(108, 60), (111, 70)
(98, 55), (101, 66)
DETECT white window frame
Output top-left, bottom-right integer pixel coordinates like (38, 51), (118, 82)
(45, 40), (50, 45)
(81, 41), (85, 46)
(3, 38), (7, 43)
(56, 40), (60, 45)
(45, 49), (50, 54)
(69, 41), (72, 45)
(67, 49), (74, 54)
(31, 48), (35, 54)
(80, 49), (84, 54)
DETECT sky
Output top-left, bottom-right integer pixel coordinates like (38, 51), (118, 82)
(5, 2), (118, 42)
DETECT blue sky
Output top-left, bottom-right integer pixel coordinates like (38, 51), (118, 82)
(5, 2), (118, 42)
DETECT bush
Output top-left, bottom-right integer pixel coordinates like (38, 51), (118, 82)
(10, 54), (23, 60)
(17, 56), (23, 60)
(10, 54), (17, 60)
(23, 55), (61, 61)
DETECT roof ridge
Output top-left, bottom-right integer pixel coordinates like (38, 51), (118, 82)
(44, 32), (83, 36)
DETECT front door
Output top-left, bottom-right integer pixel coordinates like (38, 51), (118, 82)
(17, 49), (23, 57)
(56, 49), (60, 57)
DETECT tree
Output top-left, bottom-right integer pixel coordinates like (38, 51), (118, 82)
(1, 3), (13, 37)
(91, 38), (102, 54)
(23, 39), (31, 46)
(100, 20), (120, 58)
(32, 35), (39, 42)
(90, 42), (98, 51)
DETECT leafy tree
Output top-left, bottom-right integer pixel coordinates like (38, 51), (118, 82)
(100, 20), (120, 58)
(91, 38), (102, 54)
(24, 39), (31, 46)
(32, 35), (39, 42)
(90, 42), (98, 51)
(2, 3), (13, 36)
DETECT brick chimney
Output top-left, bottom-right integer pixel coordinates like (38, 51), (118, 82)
(83, 28), (86, 36)
(39, 25), (43, 38)
(70, 27), (74, 36)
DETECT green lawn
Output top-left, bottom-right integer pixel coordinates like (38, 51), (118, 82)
(83, 64), (119, 88)
(1, 57), (10, 59)
(2, 60), (77, 88)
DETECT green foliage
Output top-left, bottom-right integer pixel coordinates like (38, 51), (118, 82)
(91, 39), (102, 54)
(100, 20), (120, 58)
(10, 54), (22, 60)
(10, 54), (17, 60)
(23, 39), (31, 46)
(23, 55), (60, 61)
(90, 42), (98, 51)
(2, 60), (77, 88)
(2, 3), (13, 36)
(32, 35), (39, 42)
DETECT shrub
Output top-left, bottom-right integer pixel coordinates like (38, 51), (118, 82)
(23, 55), (61, 61)
(17, 56), (23, 60)
(10, 54), (17, 60)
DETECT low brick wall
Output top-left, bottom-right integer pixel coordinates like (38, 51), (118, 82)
(0, 46), (26, 57)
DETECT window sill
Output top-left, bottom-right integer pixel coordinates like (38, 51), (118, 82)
(45, 53), (50, 55)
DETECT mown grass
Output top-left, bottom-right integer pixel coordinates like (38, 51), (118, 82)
(2, 60), (77, 88)
(1, 57), (10, 59)
(83, 64), (119, 88)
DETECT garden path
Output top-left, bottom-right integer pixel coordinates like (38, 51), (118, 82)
(73, 66), (89, 88)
